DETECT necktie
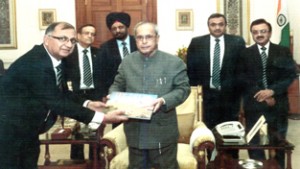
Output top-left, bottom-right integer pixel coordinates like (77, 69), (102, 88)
(212, 38), (220, 89)
(122, 42), (129, 57)
(261, 47), (268, 88)
(83, 49), (93, 87)
(56, 64), (62, 89)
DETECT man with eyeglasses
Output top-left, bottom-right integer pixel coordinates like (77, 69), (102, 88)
(186, 13), (246, 159)
(0, 22), (128, 169)
(109, 21), (190, 169)
(97, 12), (137, 128)
(237, 18), (296, 168)
(64, 24), (104, 161)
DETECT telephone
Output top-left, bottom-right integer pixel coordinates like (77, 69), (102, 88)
(215, 121), (246, 143)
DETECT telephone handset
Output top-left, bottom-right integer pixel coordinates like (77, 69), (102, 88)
(215, 121), (246, 143)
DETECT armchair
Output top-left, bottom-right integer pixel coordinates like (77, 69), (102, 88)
(99, 86), (215, 169)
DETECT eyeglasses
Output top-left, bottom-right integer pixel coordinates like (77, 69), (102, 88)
(48, 35), (77, 44)
(135, 35), (156, 42)
(251, 29), (269, 35)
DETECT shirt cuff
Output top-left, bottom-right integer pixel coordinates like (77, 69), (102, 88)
(88, 112), (104, 130)
(83, 100), (91, 107)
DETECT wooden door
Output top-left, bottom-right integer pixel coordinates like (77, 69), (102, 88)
(75, 0), (157, 47)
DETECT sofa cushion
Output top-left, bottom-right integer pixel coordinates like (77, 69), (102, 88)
(177, 112), (195, 144)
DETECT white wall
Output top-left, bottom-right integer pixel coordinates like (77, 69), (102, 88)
(1, 0), (300, 68)
(157, 0), (217, 55)
(0, 0), (75, 68)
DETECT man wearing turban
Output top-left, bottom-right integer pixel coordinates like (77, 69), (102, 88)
(96, 12), (137, 128)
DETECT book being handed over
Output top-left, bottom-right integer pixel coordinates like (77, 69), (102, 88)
(106, 92), (158, 120)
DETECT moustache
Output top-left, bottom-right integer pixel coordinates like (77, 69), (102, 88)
(257, 36), (264, 39)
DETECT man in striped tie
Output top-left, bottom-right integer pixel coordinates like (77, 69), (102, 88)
(0, 22), (128, 169)
(237, 19), (297, 168)
(186, 13), (246, 159)
(97, 12), (138, 128)
(64, 24), (105, 160)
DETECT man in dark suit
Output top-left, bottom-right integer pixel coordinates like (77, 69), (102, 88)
(0, 22), (128, 169)
(237, 19), (296, 168)
(186, 13), (245, 159)
(64, 24), (104, 160)
(97, 12), (137, 128)
(65, 24), (105, 101)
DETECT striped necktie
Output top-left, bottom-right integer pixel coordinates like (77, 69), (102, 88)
(83, 49), (93, 87)
(122, 42), (129, 57)
(261, 47), (268, 88)
(212, 38), (220, 89)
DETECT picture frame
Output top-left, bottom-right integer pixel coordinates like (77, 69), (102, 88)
(0, 0), (17, 49)
(39, 9), (57, 30)
(217, 0), (250, 45)
(176, 9), (193, 31)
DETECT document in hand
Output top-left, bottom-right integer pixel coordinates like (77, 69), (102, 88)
(106, 92), (158, 120)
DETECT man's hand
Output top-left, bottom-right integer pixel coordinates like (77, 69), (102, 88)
(151, 98), (165, 113)
(87, 101), (107, 112)
(103, 110), (128, 123)
(254, 89), (274, 102)
(265, 97), (276, 107)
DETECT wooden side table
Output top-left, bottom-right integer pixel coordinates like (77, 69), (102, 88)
(208, 140), (294, 169)
(38, 121), (105, 169)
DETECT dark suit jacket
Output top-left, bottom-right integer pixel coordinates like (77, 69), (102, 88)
(186, 34), (245, 115)
(64, 45), (105, 100)
(237, 43), (297, 116)
(97, 35), (137, 95)
(0, 44), (96, 141)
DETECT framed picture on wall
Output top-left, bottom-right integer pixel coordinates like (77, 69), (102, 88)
(0, 0), (17, 49)
(176, 9), (193, 31)
(39, 9), (56, 30)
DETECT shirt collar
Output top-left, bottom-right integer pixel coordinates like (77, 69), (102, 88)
(77, 43), (91, 53)
(257, 42), (270, 51)
(116, 35), (130, 46)
(43, 45), (61, 68)
(210, 35), (224, 42)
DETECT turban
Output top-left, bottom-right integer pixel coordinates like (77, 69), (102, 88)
(106, 12), (131, 29)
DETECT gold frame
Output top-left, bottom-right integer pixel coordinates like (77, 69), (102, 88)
(176, 9), (193, 31)
(0, 0), (17, 49)
(217, 0), (250, 45)
(39, 9), (57, 30)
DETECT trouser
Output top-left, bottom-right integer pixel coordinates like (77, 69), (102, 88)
(128, 143), (179, 169)
(70, 131), (99, 160)
(0, 139), (40, 169)
(204, 89), (240, 159)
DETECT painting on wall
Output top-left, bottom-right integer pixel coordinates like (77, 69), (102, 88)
(218, 0), (250, 44)
(176, 9), (193, 31)
(0, 0), (17, 49)
(39, 9), (56, 30)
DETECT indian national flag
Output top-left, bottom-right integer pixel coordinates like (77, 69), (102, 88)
(276, 0), (290, 47)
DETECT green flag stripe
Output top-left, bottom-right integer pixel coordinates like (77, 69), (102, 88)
(279, 23), (290, 47)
